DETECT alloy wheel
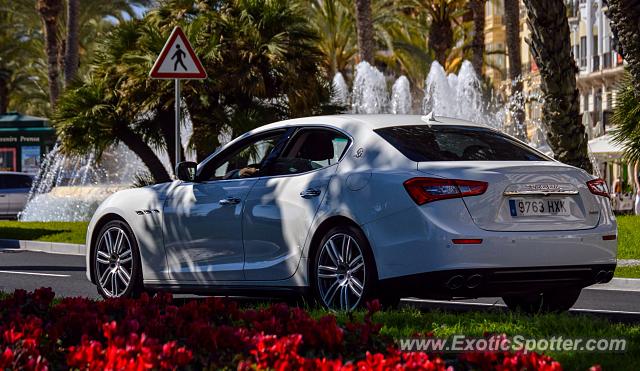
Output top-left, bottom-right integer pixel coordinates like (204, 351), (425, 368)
(95, 226), (133, 298)
(316, 233), (366, 311)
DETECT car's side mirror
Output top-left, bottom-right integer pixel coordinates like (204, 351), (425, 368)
(176, 161), (197, 182)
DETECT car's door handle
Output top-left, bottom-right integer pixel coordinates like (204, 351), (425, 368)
(300, 188), (321, 198)
(219, 197), (241, 205)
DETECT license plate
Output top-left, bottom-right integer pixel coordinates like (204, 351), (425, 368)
(508, 198), (569, 217)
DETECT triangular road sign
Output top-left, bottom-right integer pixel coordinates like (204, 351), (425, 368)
(150, 26), (207, 79)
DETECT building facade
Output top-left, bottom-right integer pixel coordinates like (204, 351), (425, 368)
(567, 0), (625, 139)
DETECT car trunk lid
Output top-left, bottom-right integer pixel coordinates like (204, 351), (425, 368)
(417, 161), (601, 232)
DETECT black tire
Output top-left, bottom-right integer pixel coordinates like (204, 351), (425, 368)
(311, 225), (377, 311)
(502, 288), (582, 314)
(93, 220), (143, 299)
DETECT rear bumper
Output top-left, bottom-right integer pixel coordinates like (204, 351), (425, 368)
(378, 263), (616, 299)
(362, 198), (617, 280)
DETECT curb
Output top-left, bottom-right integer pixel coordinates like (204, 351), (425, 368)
(587, 277), (640, 292)
(0, 239), (85, 256)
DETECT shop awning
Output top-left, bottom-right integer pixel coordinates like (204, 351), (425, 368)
(588, 134), (625, 159)
(0, 112), (50, 128)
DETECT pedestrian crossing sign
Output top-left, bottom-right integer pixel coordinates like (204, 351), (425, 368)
(150, 26), (207, 79)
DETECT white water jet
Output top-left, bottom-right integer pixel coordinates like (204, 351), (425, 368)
(454, 61), (484, 122)
(331, 72), (349, 106)
(391, 76), (412, 114)
(351, 61), (388, 114)
(422, 61), (454, 117)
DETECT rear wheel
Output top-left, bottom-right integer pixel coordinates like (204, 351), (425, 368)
(502, 288), (582, 313)
(312, 226), (375, 311)
(93, 220), (143, 299)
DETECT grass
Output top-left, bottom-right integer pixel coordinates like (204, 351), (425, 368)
(615, 265), (640, 279)
(323, 308), (640, 370)
(617, 215), (640, 260)
(0, 221), (88, 244)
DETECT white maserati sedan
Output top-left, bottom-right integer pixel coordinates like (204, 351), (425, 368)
(86, 114), (617, 312)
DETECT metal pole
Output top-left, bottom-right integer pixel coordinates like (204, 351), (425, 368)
(175, 78), (181, 171)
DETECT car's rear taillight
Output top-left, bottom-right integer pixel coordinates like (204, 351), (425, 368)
(403, 177), (488, 205)
(587, 178), (609, 198)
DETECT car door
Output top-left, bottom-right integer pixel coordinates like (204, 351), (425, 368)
(243, 127), (351, 280)
(0, 175), (8, 216)
(163, 130), (286, 282)
(6, 174), (32, 216)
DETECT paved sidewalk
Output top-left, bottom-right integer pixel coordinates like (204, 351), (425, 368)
(0, 239), (85, 256)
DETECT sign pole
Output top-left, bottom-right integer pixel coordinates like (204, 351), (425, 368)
(150, 26), (207, 178)
(175, 78), (181, 169)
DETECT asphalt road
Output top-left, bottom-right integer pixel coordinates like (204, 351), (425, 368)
(1, 249), (639, 321)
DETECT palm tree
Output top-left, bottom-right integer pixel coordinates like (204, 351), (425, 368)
(354, 0), (375, 63)
(0, 1), (44, 114)
(36, 0), (63, 107)
(607, 1), (640, 96)
(523, 0), (592, 172)
(308, 0), (357, 78)
(611, 75), (640, 162)
(504, 0), (526, 141)
(468, 0), (485, 75)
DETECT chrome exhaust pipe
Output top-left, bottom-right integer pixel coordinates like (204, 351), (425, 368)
(466, 274), (482, 289)
(446, 275), (465, 290)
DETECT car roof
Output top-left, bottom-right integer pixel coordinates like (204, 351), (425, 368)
(0, 171), (34, 177)
(254, 114), (487, 134)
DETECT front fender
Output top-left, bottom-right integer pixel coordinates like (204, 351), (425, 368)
(86, 182), (179, 283)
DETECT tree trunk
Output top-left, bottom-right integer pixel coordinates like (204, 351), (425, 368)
(117, 125), (172, 184)
(0, 73), (8, 114)
(607, 1), (640, 97)
(354, 0), (374, 64)
(523, 0), (592, 173)
(469, 0), (485, 75)
(429, 18), (453, 67)
(64, 0), (79, 87)
(36, 0), (62, 108)
(504, 0), (527, 141)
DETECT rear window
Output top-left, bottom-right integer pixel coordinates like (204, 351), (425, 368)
(375, 125), (548, 162)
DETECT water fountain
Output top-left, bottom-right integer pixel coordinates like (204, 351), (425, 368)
(19, 143), (146, 222)
(338, 60), (549, 153)
(20, 109), (197, 222)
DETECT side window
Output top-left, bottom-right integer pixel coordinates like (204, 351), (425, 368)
(265, 129), (349, 176)
(206, 132), (283, 181)
(3, 175), (32, 189)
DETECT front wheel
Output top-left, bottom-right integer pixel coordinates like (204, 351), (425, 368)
(502, 288), (582, 314)
(311, 226), (376, 311)
(93, 220), (143, 299)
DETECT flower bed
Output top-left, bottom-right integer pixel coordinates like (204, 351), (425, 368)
(0, 288), (566, 370)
